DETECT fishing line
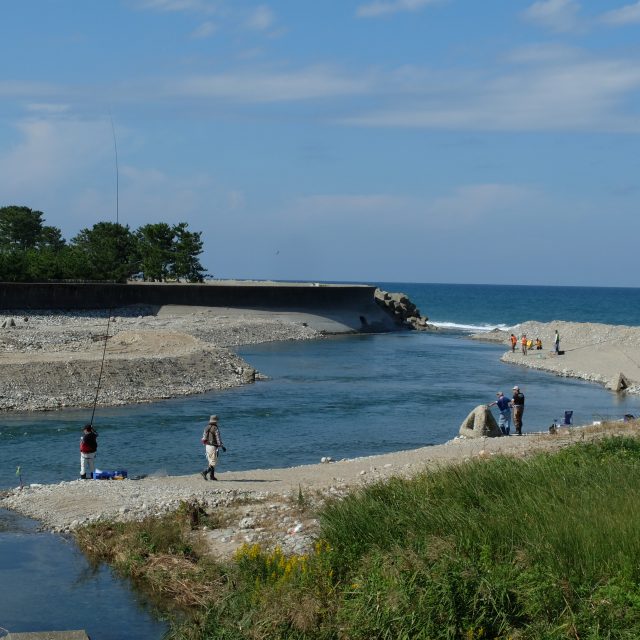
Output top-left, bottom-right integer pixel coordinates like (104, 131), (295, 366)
(109, 110), (119, 225)
(88, 112), (120, 426)
(89, 314), (113, 426)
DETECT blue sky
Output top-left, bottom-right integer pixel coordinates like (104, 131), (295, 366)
(2, 0), (640, 286)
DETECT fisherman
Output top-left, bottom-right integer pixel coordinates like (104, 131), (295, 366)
(521, 334), (528, 355)
(512, 386), (525, 435)
(554, 329), (560, 355)
(200, 415), (226, 481)
(535, 337), (542, 350)
(510, 333), (517, 352)
(489, 391), (512, 435)
(80, 423), (98, 479)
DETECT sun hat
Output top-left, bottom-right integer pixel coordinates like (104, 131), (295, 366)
(209, 415), (218, 423)
(513, 386), (519, 390)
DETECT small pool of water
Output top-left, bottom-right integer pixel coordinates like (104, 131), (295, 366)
(0, 509), (167, 640)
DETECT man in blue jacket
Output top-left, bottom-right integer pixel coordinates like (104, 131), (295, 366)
(489, 391), (512, 435)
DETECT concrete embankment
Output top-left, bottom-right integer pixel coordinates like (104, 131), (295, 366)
(0, 280), (398, 333)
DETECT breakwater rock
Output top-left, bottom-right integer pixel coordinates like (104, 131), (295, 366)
(374, 289), (432, 331)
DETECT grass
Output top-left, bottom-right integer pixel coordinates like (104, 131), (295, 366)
(76, 434), (640, 639)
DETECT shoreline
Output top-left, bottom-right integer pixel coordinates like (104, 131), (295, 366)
(2, 421), (638, 556)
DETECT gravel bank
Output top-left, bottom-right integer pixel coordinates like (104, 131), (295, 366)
(0, 305), (322, 411)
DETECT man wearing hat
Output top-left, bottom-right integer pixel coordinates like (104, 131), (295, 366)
(489, 391), (512, 435)
(512, 386), (525, 435)
(79, 423), (98, 479)
(200, 415), (226, 480)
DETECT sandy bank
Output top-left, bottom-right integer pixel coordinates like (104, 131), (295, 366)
(475, 320), (640, 395)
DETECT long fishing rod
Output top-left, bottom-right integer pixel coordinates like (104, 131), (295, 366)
(88, 112), (120, 426)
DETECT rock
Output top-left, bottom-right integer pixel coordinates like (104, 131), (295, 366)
(610, 372), (630, 392)
(239, 516), (256, 529)
(374, 288), (430, 329)
(459, 405), (502, 439)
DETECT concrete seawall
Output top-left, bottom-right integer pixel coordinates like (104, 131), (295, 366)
(0, 281), (397, 332)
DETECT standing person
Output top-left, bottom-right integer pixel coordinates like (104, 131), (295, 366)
(512, 386), (525, 435)
(554, 329), (560, 355)
(510, 334), (517, 352)
(200, 415), (226, 481)
(489, 391), (512, 435)
(521, 334), (528, 355)
(80, 423), (98, 480)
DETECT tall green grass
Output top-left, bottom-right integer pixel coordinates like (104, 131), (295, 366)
(79, 437), (640, 639)
(316, 437), (640, 639)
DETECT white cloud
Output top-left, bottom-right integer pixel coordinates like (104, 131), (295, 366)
(523, 0), (582, 32)
(134, 0), (217, 13)
(600, 2), (640, 25)
(356, 0), (443, 18)
(427, 184), (533, 223)
(26, 103), (71, 114)
(505, 43), (583, 64)
(190, 20), (217, 38)
(170, 66), (372, 102)
(245, 5), (275, 30)
(342, 55), (640, 132)
(292, 185), (532, 227)
(0, 81), (61, 99)
(0, 118), (111, 191)
(295, 194), (414, 220)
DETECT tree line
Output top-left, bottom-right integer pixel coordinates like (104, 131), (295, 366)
(0, 205), (207, 283)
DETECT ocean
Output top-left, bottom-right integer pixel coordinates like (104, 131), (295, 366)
(2, 281), (640, 638)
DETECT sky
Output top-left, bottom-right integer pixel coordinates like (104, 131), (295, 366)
(1, 0), (640, 287)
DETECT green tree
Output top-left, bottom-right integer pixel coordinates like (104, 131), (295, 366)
(136, 222), (175, 281)
(0, 250), (29, 281)
(0, 205), (44, 251)
(36, 225), (66, 252)
(171, 222), (206, 282)
(72, 222), (139, 282)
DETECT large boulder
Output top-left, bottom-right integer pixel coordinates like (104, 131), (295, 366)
(459, 405), (502, 438)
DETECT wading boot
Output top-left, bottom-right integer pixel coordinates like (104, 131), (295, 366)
(80, 473), (87, 480)
(200, 468), (209, 481)
(209, 466), (217, 481)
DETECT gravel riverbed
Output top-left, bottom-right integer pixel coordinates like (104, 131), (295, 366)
(0, 305), (322, 411)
